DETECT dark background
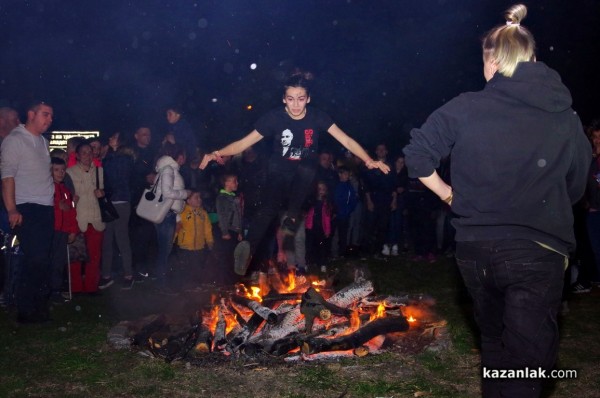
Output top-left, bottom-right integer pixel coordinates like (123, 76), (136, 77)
(1, 0), (598, 153)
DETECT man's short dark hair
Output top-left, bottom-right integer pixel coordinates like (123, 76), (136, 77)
(27, 100), (51, 113)
(167, 105), (184, 115)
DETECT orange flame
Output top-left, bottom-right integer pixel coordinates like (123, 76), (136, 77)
(287, 271), (296, 291)
(370, 302), (386, 322)
(349, 310), (361, 332)
(407, 315), (416, 323)
(250, 286), (262, 302)
(207, 305), (219, 331)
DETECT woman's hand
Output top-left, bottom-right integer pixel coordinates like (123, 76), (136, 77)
(199, 151), (225, 170)
(365, 159), (390, 174)
(94, 189), (105, 198)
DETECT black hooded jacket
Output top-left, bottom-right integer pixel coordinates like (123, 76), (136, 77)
(403, 62), (591, 254)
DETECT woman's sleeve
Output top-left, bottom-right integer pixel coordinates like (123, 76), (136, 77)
(159, 167), (188, 200)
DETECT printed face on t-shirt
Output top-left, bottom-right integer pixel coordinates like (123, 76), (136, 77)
(281, 130), (293, 147)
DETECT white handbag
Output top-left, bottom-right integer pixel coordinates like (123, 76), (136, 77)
(135, 174), (174, 224)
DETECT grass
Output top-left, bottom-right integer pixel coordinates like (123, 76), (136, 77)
(1, 254), (598, 397)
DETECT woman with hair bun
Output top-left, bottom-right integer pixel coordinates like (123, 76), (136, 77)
(200, 71), (389, 276)
(404, 4), (591, 397)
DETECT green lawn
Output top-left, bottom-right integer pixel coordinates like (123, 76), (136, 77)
(1, 255), (598, 397)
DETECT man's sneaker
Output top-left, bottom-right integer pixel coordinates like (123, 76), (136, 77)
(98, 277), (114, 290)
(391, 244), (399, 256)
(381, 244), (391, 256)
(134, 272), (148, 282)
(121, 277), (134, 290)
(50, 293), (69, 305)
(234, 240), (251, 276)
(572, 283), (591, 294)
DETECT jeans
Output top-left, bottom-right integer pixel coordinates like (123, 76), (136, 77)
(14, 204), (54, 318)
(50, 231), (69, 294)
(246, 158), (316, 257)
(284, 218), (306, 269)
(101, 202), (132, 278)
(585, 211), (600, 281)
(155, 211), (177, 286)
(456, 239), (565, 398)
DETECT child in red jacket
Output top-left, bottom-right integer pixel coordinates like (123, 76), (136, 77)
(50, 157), (79, 303)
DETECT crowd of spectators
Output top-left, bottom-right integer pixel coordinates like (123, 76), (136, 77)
(0, 102), (597, 324)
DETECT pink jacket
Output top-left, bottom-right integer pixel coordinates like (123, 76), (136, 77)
(305, 201), (332, 236)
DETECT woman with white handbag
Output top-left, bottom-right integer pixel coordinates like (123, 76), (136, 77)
(151, 143), (190, 292)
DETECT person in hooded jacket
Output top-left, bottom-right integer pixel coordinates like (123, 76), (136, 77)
(403, 4), (591, 397)
(152, 143), (190, 291)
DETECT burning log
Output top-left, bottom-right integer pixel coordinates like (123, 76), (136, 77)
(193, 325), (214, 354)
(212, 309), (227, 351)
(248, 280), (375, 346)
(359, 293), (436, 309)
(261, 292), (303, 304)
(132, 314), (169, 347)
(301, 316), (410, 355)
(328, 279), (374, 308)
(229, 311), (270, 351)
(300, 287), (352, 333)
(353, 334), (386, 357)
(264, 313), (371, 356)
(230, 294), (278, 325)
(150, 321), (207, 363)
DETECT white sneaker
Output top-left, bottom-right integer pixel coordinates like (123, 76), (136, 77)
(391, 244), (399, 256)
(381, 244), (390, 256)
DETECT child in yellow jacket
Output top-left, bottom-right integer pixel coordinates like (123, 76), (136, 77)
(174, 190), (214, 287)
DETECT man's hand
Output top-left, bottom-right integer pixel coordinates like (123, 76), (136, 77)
(7, 209), (22, 229)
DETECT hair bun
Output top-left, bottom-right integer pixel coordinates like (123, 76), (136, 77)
(505, 3), (527, 25)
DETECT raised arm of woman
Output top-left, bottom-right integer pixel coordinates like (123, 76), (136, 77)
(199, 130), (264, 169)
(327, 123), (390, 174)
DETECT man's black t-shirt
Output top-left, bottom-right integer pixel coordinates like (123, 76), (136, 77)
(255, 107), (334, 161)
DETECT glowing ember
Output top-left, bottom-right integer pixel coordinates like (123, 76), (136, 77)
(407, 315), (416, 323)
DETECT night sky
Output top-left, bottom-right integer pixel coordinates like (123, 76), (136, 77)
(1, 0), (599, 152)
